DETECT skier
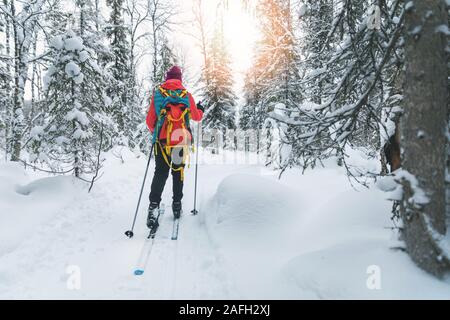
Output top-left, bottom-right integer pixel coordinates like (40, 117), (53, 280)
(145, 66), (204, 228)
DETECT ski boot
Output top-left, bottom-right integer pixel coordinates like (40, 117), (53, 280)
(147, 201), (160, 229)
(172, 201), (182, 219)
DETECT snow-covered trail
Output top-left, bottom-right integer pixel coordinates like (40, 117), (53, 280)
(0, 149), (262, 299)
(1, 148), (449, 299)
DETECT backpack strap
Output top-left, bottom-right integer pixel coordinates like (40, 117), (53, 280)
(158, 86), (188, 100)
(152, 85), (192, 145)
(158, 86), (170, 98)
(179, 89), (188, 98)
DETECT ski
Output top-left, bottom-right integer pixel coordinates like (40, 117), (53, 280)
(134, 204), (165, 276)
(171, 208), (182, 240)
(171, 217), (180, 240)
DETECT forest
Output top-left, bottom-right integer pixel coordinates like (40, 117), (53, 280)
(0, 0), (449, 299)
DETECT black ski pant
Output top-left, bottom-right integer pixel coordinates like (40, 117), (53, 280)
(149, 144), (185, 204)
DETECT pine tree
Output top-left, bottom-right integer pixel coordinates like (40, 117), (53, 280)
(31, 30), (109, 177)
(105, 0), (132, 139)
(74, 0), (113, 147)
(154, 35), (178, 84)
(24, 1), (70, 136)
(76, 0), (104, 50)
(7, 0), (48, 161)
(299, 0), (333, 105)
(201, 17), (237, 149)
(268, 0), (404, 174)
(239, 71), (265, 152)
(240, 0), (301, 164)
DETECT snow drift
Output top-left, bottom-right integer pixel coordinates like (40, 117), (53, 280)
(0, 163), (81, 255)
(204, 173), (301, 250)
(203, 170), (450, 299)
(283, 187), (450, 299)
(203, 173), (305, 298)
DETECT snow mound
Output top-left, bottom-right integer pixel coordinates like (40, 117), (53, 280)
(292, 188), (391, 251)
(15, 176), (76, 198)
(204, 173), (301, 250)
(283, 240), (450, 299)
(282, 186), (450, 299)
(0, 170), (82, 255)
(202, 173), (304, 298)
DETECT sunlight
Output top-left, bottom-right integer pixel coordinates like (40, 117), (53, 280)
(222, 1), (259, 75)
(174, 0), (259, 95)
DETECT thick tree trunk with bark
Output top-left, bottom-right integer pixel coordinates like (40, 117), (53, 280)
(401, 0), (449, 277)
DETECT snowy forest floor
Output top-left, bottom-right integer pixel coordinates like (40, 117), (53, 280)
(0, 147), (449, 299)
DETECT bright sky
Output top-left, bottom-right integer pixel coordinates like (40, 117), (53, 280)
(223, 1), (260, 98)
(173, 0), (260, 102)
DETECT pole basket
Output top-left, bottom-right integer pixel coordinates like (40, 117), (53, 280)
(125, 230), (134, 238)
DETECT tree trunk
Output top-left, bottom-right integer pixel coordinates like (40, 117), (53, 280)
(30, 34), (37, 122)
(10, 0), (24, 161)
(71, 80), (80, 177)
(3, 0), (12, 160)
(401, 0), (450, 277)
(79, 1), (85, 38)
(151, 5), (158, 85)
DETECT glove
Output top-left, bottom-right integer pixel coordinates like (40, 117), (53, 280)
(197, 101), (205, 113)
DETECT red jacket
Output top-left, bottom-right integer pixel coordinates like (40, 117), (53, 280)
(146, 79), (203, 145)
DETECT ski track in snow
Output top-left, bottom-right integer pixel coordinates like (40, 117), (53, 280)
(1, 149), (450, 299)
(0, 151), (238, 299)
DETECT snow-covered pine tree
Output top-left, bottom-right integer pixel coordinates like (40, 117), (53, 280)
(298, 0), (333, 105)
(269, 0), (403, 176)
(76, 0), (106, 53)
(31, 30), (109, 177)
(75, 0), (111, 96)
(6, 0), (48, 161)
(74, 0), (113, 146)
(277, 0), (334, 169)
(24, 1), (71, 138)
(239, 71), (265, 152)
(154, 36), (178, 84)
(201, 13), (237, 150)
(105, 0), (132, 139)
(241, 0), (301, 166)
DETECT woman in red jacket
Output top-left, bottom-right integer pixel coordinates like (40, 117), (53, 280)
(146, 66), (204, 228)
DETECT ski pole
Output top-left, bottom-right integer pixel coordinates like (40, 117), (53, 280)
(125, 144), (154, 238)
(191, 122), (201, 215)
